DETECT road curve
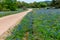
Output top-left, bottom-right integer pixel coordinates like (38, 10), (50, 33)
(0, 9), (32, 40)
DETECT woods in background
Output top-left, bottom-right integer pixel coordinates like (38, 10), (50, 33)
(0, 0), (17, 11)
(51, 0), (60, 8)
(0, 0), (60, 11)
(0, 0), (48, 11)
(17, 1), (48, 8)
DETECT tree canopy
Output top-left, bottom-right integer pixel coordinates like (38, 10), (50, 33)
(1, 0), (60, 11)
(0, 0), (17, 11)
(51, 0), (60, 8)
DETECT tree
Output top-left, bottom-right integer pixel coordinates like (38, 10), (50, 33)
(16, 1), (22, 8)
(50, 0), (56, 7)
(0, 4), (2, 11)
(51, 0), (60, 8)
(55, 0), (60, 8)
(4, 0), (17, 11)
(40, 2), (47, 8)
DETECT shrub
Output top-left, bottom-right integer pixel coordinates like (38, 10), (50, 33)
(9, 5), (17, 11)
(0, 5), (3, 11)
(2, 8), (10, 11)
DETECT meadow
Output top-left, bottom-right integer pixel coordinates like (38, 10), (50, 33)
(6, 8), (60, 40)
(0, 9), (24, 17)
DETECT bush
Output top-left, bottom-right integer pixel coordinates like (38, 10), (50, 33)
(2, 8), (10, 11)
(9, 6), (17, 11)
(0, 5), (3, 11)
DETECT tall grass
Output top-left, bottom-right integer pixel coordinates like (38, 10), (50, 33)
(0, 9), (24, 17)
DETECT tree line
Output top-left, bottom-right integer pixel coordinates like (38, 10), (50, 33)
(51, 0), (60, 8)
(0, 0), (17, 11)
(0, 0), (49, 11)
(0, 0), (60, 11)
(17, 1), (48, 8)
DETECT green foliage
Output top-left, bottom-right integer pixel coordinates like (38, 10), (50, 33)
(16, 1), (48, 8)
(51, 0), (56, 6)
(2, 8), (10, 11)
(0, 9), (24, 17)
(16, 1), (22, 8)
(5, 0), (17, 11)
(51, 0), (60, 8)
(40, 2), (47, 7)
(6, 9), (60, 40)
(0, 0), (49, 11)
(6, 12), (33, 40)
(0, 4), (3, 11)
(0, 0), (17, 11)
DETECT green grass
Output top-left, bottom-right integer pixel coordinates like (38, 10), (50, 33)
(6, 8), (60, 40)
(6, 12), (33, 40)
(0, 9), (24, 17)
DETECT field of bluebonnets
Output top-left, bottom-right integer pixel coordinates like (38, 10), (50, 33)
(6, 8), (60, 40)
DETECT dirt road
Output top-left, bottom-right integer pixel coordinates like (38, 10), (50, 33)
(0, 9), (32, 40)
